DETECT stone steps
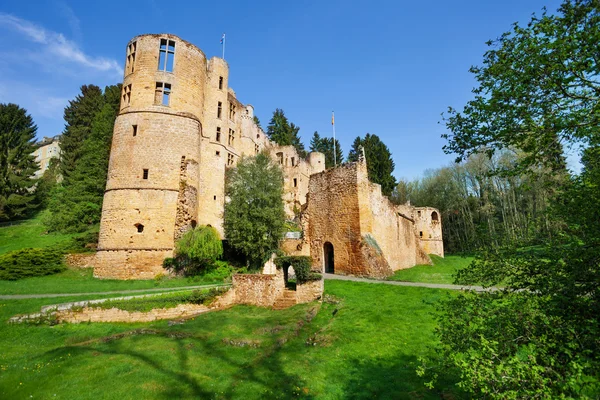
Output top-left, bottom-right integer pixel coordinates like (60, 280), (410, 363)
(272, 289), (297, 310)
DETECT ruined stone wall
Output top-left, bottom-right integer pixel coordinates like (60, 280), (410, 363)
(414, 207), (444, 257)
(307, 163), (365, 275)
(231, 269), (285, 307)
(56, 303), (209, 324)
(296, 279), (324, 303)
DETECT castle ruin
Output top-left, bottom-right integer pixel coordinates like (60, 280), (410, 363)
(94, 34), (443, 280)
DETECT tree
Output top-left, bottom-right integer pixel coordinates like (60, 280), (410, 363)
(425, 2), (600, 397)
(59, 85), (104, 183)
(266, 109), (307, 157)
(223, 152), (285, 269)
(309, 131), (343, 169)
(46, 84), (120, 232)
(347, 133), (396, 196)
(164, 225), (223, 276)
(253, 115), (262, 130)
(0, 104), (38, 221)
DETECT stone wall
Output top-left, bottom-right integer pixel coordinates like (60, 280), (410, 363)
(93, 249), (171, 280)
(414, 206), (444, 257)
(56, 303), (209, 323)
(296, 279), (324, 304)
(231, 269), (285, 307)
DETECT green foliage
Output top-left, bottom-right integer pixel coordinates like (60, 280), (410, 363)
(309, 131), (343, 169)
(58, 85), (104, 182)
(0, 248), (65, 280)
(164, 225), (223, 276)
(224, 153), (286, 269)
(430, 2), (600, 397)
(275, 256), (321, 283)
(46, 84), (121, 233)
(266, 109), (307, 158)
(347, 133), (396, 196)
(0, 103), (39, 221)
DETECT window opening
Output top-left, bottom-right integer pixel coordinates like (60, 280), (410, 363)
(229, 102), (236, 120)
(291, 157), (295, 166)
(213, 195), (217, 200)
(216, 151), (220, 156)
(228, 129), (235, 146)
(122, 84), (132, 107)
(126, 41), (136, 74)
(419, 231), (423, 238)
(132, 125), (137, 137)
(135, 223), (144, 233)
(158, 39), (175, 72)
(293, 178), (297, 187)
(417, 210), (421, 217)
(276, 152), (283, 165)
(216, 127), (221, 142)
(255, 144), (259, 154)
(217, 102), (222, 119)
(218, 76), (223, 89)
(143, 169), (149, 179)
(155, 82), (171, 106)
(431, 211), (439, 221)
(227, 153), (234, 166)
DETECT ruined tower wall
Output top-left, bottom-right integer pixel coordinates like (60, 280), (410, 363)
(95, 34), (203, 279)
(414, 207), (444, 257)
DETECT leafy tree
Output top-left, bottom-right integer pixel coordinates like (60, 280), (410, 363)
(0, 103), (38, 221)
(347, 133), (396, 195)
(266, 109), (307, 157)
(425, 2), (600, 397)
(163, 225), (223, 276)
(59, 85), (104, 183)
(253, 115), (262, 130)
(46, 85), (120, 232)
(223, 152), (285, 269)
(309, 131), (343, 169)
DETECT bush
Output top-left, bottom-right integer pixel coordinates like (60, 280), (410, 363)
(0, 248), (65, 280)
(164, 226), (223, 277)
(275, 256), (321, 284)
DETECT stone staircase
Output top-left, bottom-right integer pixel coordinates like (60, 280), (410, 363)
(272, 289), (297, 310)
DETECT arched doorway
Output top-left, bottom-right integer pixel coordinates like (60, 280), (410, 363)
(324, 242), (334, 273)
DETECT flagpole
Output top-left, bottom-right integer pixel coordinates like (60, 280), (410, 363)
(222, 33), (226, 59)
(332, 111), (337, 167)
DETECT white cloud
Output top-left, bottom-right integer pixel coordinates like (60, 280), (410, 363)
(0, 13), (122, 77)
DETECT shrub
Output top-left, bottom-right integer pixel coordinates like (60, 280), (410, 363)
(164, 225), (223, 277)
(275, 256), (321, 284)
(0, 248), (65, 280)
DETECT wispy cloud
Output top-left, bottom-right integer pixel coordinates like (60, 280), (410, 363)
(0, 13), (122, 76)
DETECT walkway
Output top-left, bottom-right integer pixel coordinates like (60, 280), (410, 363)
(0, 283), (231, 300)
(323, 273), (497, 292)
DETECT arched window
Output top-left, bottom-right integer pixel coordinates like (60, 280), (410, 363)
(431, 211), (439, 222)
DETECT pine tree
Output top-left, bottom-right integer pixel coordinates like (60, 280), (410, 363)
(59, 85), (104, 183)
(0, 104), (38, 221)
(347, 133), (396, 196)
(309, 131), (343, 169)
(266, 109), (306, 157)
(46, 84), (120, 232)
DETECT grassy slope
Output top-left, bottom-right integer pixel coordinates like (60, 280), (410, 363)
(387, 255), (474, 284)
(0, 281), (464, 399)
(0, 212), (83, 255)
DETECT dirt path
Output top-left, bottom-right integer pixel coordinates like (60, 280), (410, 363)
(0, 283), (231, 300)
(323, 273), (497, 292)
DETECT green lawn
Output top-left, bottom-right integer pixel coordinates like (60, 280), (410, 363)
(0, 212), (85, 255)
(0, 281), (464, 399)
(387, 255), (474, 284)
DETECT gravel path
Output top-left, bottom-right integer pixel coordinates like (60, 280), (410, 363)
(0, 283), (231, 300)
(323, 273), (497, 292)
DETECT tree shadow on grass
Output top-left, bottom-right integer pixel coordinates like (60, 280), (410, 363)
(41, 319), (316, 399)
(342, 354), (466, 400)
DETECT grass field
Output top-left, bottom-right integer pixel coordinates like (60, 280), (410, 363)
(0, 212), (86, 255)
(0, 281), (464, 399)
(387, 255), (474, 284)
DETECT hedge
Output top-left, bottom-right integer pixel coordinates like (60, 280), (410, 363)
(0, 248), (65, 280)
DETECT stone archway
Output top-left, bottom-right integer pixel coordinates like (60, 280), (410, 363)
(324, 242), (334, 273)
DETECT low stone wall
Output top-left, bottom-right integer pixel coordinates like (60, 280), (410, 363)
(232, 269), (285, 307)
(65, 253), (96, 268)
(56, 303), (209, 323)
(296, 279), (324, 303)
(93, 249), (172, 280)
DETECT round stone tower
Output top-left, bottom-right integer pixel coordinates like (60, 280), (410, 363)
(94, 34), (206, 279)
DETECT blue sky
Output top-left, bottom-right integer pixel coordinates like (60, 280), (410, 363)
(0, 0), (564, 180)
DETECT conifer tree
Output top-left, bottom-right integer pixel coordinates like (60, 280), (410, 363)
(309, 131), (343, 169)
(347, 133), (396, 196)
(266, 109), (306, 157)
(0, 103), (38, 220)
(46, 84), (120, 232)
(59, 85), (104, 183)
